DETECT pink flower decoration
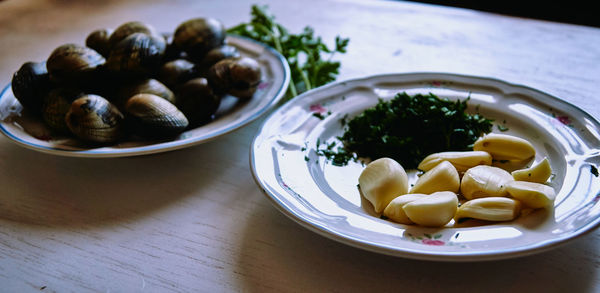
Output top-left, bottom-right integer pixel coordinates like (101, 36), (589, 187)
(431, 81), (442, 87)
(556, 116), (572, 125)
(309, 104), (327, 113)
(422, 239), (445, 246)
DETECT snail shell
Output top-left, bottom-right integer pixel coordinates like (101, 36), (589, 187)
(106, 33), (166, 76)
(124, 93), (188, 138)
(46, 43), (105, 85)
(176, 78), (221, 126)
(86, 28), (113, 58)
(173, 17), (225, 62)
(11, 61), (51, 114)
(108, 21), (157, 49)
(42, 87), (84, 134)
(156, 59), (198, 89)
(113, 78), (175, 109)
(66, 94), (124, 143)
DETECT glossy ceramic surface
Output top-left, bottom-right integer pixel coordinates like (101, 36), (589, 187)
(251, 73), (600, 261)
(0, 36), (290, 157)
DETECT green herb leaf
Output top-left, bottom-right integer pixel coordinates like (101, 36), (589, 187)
(592, 165), (599, 177)
(228, 5), (349, 99)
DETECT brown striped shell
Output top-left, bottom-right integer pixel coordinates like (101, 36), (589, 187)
(200, 45), (240, 70)
(176, 78), (221, 127)
(124, 94), (188, 138)
(42, 88), (84, 134)
(173, 18), (225, 62)
(208, 57), (262, 99)
(11, 61), (51, 113)
(46, 43), (105, 84)
(113, 78), (175, 109)
(106, 33), (166, 76)
(65, 95), (125, 143)
(86, 28), (113, 58)
(108, 21), (157, 49)
(156, 59), (197, 88)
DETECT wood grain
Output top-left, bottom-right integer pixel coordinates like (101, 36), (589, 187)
(1, 0), (599, 292)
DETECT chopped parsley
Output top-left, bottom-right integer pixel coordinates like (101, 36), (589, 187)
(497, 124), (509, 132)
(334, 92), (493, 168)
(314, 139), (356, 166)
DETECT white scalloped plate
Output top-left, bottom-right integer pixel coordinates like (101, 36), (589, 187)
(0, 36), (290, 157)
(250, 73), (600, 261)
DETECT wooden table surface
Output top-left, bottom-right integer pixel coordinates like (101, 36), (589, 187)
(1, 0), (600, 292)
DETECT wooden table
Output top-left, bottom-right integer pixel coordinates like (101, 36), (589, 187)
(1, 0), (599, 291)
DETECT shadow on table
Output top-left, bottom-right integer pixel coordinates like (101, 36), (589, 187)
(0, 139), (229, 228)
(237, 200), (597, 292)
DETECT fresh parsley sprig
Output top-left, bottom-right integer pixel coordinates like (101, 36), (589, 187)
(227, 5), (349, 99)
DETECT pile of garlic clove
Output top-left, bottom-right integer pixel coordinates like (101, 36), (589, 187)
(358, 133), (556, 227)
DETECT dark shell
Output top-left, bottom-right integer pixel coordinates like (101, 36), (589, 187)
(46, 43), (105, 85)
(113, 78), (175, 109)
(200, 45), (240, 70)
(124, 93), (188, 138)
(11, 61), (51, 114)
(176, 78), (221, 126)
(162, 32), (185, 62)
(228, 57), (262, 99)
(108, 21), (157, 49)
(207, 57), (262, 99)
(156, 59), (197, 88)
(106, 33), (167, 76)
(42, 88), (84, 134)
(65, 94), (124, 143)
(173, 18), (225, 62)
(86, 28), (113, 58)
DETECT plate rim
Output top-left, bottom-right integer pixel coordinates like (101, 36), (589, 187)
(0, 35), (291, 158)
(250, 71), (600, 261)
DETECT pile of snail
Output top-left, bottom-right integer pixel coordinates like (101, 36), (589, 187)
(10, 18), (262, 144)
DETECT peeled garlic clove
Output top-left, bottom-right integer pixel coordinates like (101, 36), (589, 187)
(418, 151), (492, 172)
(505, 181), (556, 209)
(358, 158), (409, 213)
(410, 161), (459, 194)
(511, 157), (552, 183)
(460, 165), (514, 200)
(402, 191), (458, 227)
(473, 133), (535, 161)
(383, 194), (428, 224)
(454, 197), (522, 222)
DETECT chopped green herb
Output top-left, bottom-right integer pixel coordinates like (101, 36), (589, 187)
(334, 92), (493, 168)
(314, 140), (357, 166)
(592, 166), (599, 177)
(304, 156), (309, 162)
(228, 5), (349, 99)
(340, 114), (349, 126)
(497, 124), (509, 131)
(380, 215), (389, 220)
(312, 112), (326, 120)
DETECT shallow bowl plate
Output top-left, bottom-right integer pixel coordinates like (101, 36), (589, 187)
(250, 72), (600, 261)
(0, 36), (290, 157)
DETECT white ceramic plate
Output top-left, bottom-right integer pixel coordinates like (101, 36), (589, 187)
(0, 36), (290, 157)
(251, 73), (600, 261)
